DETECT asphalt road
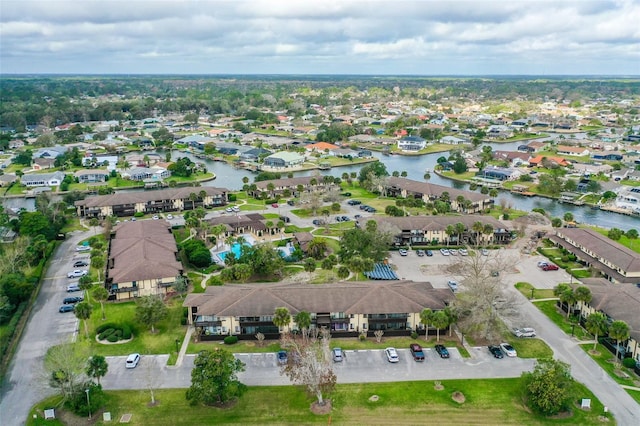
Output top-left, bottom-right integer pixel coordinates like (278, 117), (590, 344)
(100, 347), (536, 390)
(0, 230), (90, 426)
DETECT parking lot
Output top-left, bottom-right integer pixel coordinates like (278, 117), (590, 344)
(100, 347), (535, 390)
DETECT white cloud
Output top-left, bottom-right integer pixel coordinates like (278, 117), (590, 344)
(1, 0), (638, 74)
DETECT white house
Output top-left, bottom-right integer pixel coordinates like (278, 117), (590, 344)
(20, 171), (66, 187)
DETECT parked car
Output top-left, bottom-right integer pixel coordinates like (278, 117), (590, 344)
(341, 216), (350, 221)
(347, 200), (362, 206)
(63, 296), (83, 304)
(67, 269), (88, 278)
(287, 200), (295, 206)
(335, 216), (343, 222)
(449, 249), (459, 256)
(542, 264), (559, 271)
(279, 216), (290, 223)
(385, 347), (399, 363)
(73, 260), (89, 268)
(434, 344), (450, 359)
(277, 350), (288, 365)
(271, 203), (279, 208)
(125, 353), (141, 369)
(399, 248), (408, 256)
(166, 214), (174, 220)
(416, 249), (425, 257)
(481, 248), (489, 256)
(59, 305), (75, 313)
(512, 327), (537, 338)
(75, 245), (91, 252)
(225, 207), (233, 212)
(426, 250), (433, 257)
(312, 219), (325, 226)
(409, 343), (425, 361)
(232, 206), (240, 212)
(537, 261), (549, 267)
(488, 345), (504, 359)
(447, 280), (459, 292)
(440, 248), (450, 256)
(332, 347), (343, 362)
(66, 284), (81, 293)
(152, 215), (159, 220)
(459, 249), (468, 256)
(500, 343), (517, 357)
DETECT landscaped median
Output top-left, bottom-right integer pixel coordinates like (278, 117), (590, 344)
(27, 378), (612, 425)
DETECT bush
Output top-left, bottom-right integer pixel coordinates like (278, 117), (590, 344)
(359, 334), (366, 341)
(106, 334), (119, 342)
(623, 357), (637, 368)
(121, 324), (132, 339)
(411, 331), (418, 340)
(98, 328), (115, 340)
(224, 335), (239, 345)
(113, 329), (122, 338)
(96, 322), (117, 334)
(134, 211), (144, 217)
(207, 276), (224, 286)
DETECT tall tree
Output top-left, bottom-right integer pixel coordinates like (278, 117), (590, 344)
(273, 307), (291, 335)
(609, 320), (630, 363)
(280, 328), (336, 407)
(91, 286), (109, 320)
(294, 311), (312, 340)
(431, 310), (450, 342)
(45, 343), (89, 402)
(186, 349), (246, 406)
(135, 295), (168, 333)
(574, 286), (592, 308)
(74, 302), (93, 339)
(420, 308), (432, 341)
(86, 355), (108, 385)
(585, 312), (608, 352)
(522, 359), (575, 416)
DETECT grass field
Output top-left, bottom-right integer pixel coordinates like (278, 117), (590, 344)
(28, 378), (612, 425)
(533, 301), (592, 341)
(514, 282), (555, 300)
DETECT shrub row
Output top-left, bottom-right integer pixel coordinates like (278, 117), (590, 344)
(96, 323), (133, 342)
(224, 335), (239, 345)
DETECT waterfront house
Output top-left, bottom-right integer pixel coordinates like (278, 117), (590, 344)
(263, 151), (305, 168)
(20, 171), (65, 187)
(252, 176), (334, 198)
(75, 169), (110, 183)
(557, 145), (590, 156)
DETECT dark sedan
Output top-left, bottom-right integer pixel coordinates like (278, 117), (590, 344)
(488, 345), (504, 359)
(434, 344), (450, 358)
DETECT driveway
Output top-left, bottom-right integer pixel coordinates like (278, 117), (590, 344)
(0, 230), (91, 426)
(100, 348), (535, 390)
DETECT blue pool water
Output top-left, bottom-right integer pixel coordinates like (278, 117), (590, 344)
(218, 243), (246, 261)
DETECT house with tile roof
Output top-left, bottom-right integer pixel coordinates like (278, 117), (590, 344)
(529, 155), (570, 168)
(183, 280), (453, 340)
(106, 220), (183, 300)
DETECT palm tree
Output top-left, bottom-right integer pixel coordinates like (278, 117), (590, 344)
(559, 288), (577, 318)
(574, 286), (592, 310)
(420, 308), (433, 341)
(273, 307), (291, 335)
(472, 221), (484, 246)
(444, 225), (455, 246)
(431, 310), (450, 342)
(482, 224), (494, 243)
(188, 192), (198, 210)
(294, 311), (312, 340)
(609, 320), (630, 363)
(585, 312), (608, 351)
(454, 222), (466, 246)
(74, 301), (93, 339)
(266, 183), (275, 197)
(92, 256), (106, 283)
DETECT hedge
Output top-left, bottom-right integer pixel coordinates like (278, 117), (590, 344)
(224, 335), (239, 345)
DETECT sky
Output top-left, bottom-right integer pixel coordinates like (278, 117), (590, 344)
(1, 0), (639, 76)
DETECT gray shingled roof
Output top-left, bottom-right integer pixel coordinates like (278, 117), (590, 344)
(386, 176), (491, 203)
(371, 215), (508, 232)
(183, 280), (453, 317)
(556, 228), (640, 275)
(581, 278), (640, 341)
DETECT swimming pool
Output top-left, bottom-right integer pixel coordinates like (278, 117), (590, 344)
(218, 242), (249, 261)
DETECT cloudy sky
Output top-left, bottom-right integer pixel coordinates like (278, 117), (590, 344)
(1, 0), (639, 75)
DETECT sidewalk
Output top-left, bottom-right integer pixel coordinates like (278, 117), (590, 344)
(168, 325), (195, 369)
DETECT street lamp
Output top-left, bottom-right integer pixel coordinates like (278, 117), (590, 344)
(530, 288), (535, 300)
(175, 338), (181, 353)
(85, 388), (91, 420)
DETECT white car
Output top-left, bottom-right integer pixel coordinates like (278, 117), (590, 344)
(152, 215), (159, 220)
(447, 280), (459, 292)
(398, 249), (408, 256)
(449, 249), (459, 256)
(440, 248), (450, 256)
(67, 269), (88, 278)
(512, 327), (537, 338)
(75, 245), (91, 252)
(459, 249), (468, 256)
(481, 249), (489, 256)
(500, 343), (517, 357)
(125, 353), (141, 369)
(166, 214), (173, 220)
(232, 206), (240, 212)
(385, 347), (399, 363)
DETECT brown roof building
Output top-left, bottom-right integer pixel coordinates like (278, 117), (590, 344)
(106, 220), (183, 300)
(183, 280), (453, 339)
(551, 228), (640, 283)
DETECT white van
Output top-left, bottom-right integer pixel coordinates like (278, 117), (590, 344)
(125, 353), (140, 369)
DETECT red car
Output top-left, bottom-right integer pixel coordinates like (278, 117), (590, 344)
(271, 203), (279, 208)
(542, 264), (559, 271)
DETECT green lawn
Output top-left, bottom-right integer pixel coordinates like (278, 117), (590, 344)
(533, 301), (592, 340)
(28, 378), (611, 425)
(81, 299), (187, 357)
(514, 282), (555, 300)
(578, 343), (640, 398)
(506, 338), (553, 359)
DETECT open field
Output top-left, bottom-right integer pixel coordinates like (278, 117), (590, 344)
(27, 379), (612, 425)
